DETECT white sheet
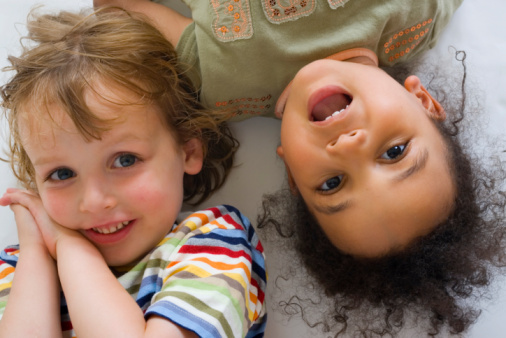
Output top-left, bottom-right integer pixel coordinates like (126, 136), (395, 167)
(0, 1), (504, 336)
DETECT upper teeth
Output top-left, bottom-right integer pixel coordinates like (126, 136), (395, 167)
(325, 105), (349, 121)
(92, 221), (129, 234)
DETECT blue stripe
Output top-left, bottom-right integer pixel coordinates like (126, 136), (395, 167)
(190, 231), (251, 249)
(146, 300), (222, 338)
(245, 314), (267, 338)
(0, 245), (19, 267)
(136, 274), (163, 308)
(251, 260), (266, 283)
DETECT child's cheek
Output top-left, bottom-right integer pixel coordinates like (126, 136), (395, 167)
(127, 179), (184, 220)
(40, 190), (76, 230)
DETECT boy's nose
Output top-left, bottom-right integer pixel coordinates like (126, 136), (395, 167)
(326, 129), (367, 155)
(79, 179), (117, 213)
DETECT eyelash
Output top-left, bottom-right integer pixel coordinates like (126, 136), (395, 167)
(44, 153), (141, 182)
(379, 141), (410, 162)
(112, 153), (139, 168)
(317, 142), (410, 193)
(45, 167), (75, 182)
(317, 175), (345, 194)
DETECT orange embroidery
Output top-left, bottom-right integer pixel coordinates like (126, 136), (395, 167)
(384, 18), (433, 62)
(214, 95), (272, 117)
(262, 0), (316, 24)
(212, 0), (253, 42)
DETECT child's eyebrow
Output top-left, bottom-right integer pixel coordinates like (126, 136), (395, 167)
(393, 149), (429, 182)
(31, 155), (59, 167)
(314, 199), (352, 215)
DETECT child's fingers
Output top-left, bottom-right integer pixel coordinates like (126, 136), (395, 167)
(1, 189), (39, 211)
(0, 188), (21, 206)
(9, 203), (47, 248)
(2, 189), (52, 235)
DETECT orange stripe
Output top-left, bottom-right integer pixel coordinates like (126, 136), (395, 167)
(192, 257), (251, 278)
(249, 291), (258, 305)
(167, 257), (251, 279)
(0, 266), (15, 279)
(7, 249), (19, 256)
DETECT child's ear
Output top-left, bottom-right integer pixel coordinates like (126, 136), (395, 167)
(404, 75), (446, 121)
(183, 138), (203, 175)
(276, 146), (298, 195)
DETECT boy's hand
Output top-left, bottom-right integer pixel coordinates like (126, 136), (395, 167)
(4, 202), (45, 248)
(0, 188), (79, 259)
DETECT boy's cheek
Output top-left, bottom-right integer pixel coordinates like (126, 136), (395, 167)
(40, 192), (75, 229)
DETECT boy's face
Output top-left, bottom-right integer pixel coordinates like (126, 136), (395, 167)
(277, 60), (455, 258)
(19, 83), (202, 266)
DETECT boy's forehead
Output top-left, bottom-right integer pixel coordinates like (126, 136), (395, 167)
(18, 102), (75, 144)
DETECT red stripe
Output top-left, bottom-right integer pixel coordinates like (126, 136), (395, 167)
(251, 278), (265, 304)
(207, 207), (222, 219)
(255, 241), (264, 253)
(178, 245), (252, 263)
(61, 320), (73, 331)
(222, 214), (244, 230)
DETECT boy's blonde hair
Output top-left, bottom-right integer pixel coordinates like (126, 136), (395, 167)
(1, 7), (237, 203)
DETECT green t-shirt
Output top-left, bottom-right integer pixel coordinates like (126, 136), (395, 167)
(170, 0), (463, 121)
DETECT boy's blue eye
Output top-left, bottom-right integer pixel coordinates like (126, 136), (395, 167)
(114, 154), (137, 168)
(319, 175), (343, 192)
(50, 168), (75, 181)
(381, 144), (406, 160)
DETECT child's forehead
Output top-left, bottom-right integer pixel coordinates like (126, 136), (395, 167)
(19, 86), (167, 139)
(20, 79), (151, 121)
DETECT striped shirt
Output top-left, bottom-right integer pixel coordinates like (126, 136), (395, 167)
(0, 205), (267, 337)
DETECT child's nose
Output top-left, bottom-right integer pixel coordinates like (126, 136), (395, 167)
(326, 129), (367, 156)
(78, 178), (117, 213)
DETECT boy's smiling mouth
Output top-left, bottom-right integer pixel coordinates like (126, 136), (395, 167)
(84, 220), (136, 245)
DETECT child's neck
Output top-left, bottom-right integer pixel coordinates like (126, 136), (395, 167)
(325, 48), (379, 67)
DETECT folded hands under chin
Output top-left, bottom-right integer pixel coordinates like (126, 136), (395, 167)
(0, 188), (82, 260)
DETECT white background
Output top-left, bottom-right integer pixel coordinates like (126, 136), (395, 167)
(0, 0), (505, 337)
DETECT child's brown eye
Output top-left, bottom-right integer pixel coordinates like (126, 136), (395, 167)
(381, 144), (406, 160)
(319, 175), (343, 192)
(113, 154), (137, 168)
(49, 168), (75, 181)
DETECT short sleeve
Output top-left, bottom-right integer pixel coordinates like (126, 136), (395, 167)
(144, 205), (267, 338)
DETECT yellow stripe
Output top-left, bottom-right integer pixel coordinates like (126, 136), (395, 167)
(0, 282), (13, 292)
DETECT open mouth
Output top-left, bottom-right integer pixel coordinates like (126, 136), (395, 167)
(311, 92), (352, 122)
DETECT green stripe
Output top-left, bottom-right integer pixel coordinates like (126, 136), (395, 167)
(0, 301), (6, 315)
(159, 278), (242, 317)
(160, 290), (237, 338)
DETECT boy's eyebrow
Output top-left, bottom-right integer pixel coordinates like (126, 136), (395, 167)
(31, 155), (58, 166)
(31, 133), (147, 167)
(393, 148), (429, 182)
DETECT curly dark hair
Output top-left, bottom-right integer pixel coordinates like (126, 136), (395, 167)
(1, 7), (238, 204)
(258, 52), (506, 336)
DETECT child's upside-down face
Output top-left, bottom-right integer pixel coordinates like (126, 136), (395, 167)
(277, 60), (456, 258)
(18, 81), (202, 266)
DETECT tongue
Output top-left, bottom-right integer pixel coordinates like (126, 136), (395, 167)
(312, 93), (350, 121)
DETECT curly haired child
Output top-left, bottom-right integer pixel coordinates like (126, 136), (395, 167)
(259, 54), (506, 336)
(0, 8), (266, 337)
